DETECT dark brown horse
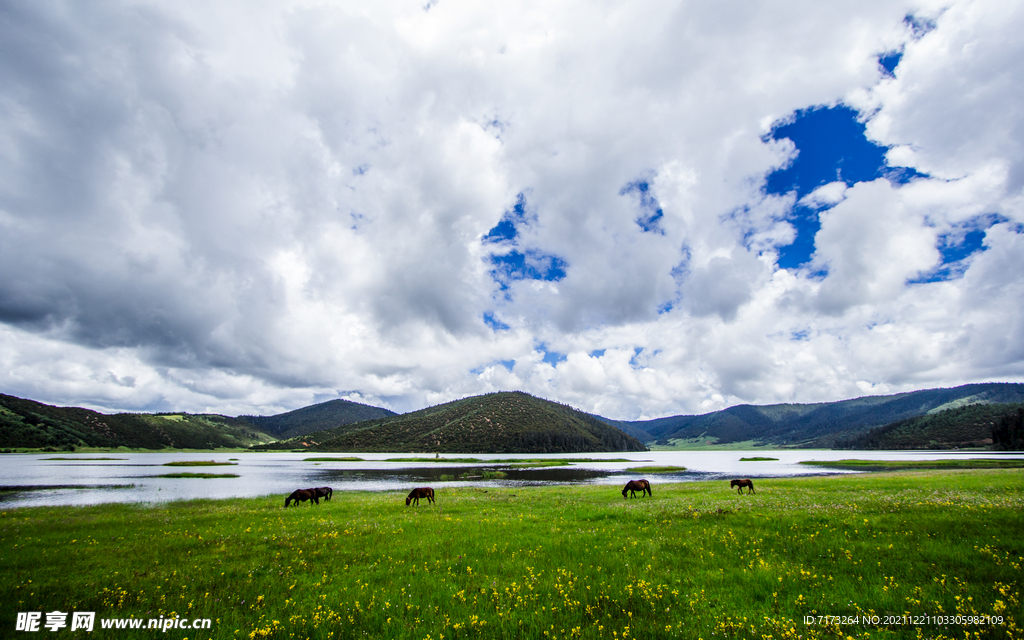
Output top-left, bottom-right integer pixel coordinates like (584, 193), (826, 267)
(730, 479), (755, 494)
(309, 487), (333, 501)
(285, 489), (319, 507)
(622, 479), (652, 499)
(406, 487), (435, 506)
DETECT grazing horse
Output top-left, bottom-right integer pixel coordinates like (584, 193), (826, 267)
(285, 489), (319, 507)
(730, 479), (755, 494)
(310, 486), (333, 502)
(622, 479), (652, 499)
(406, 487), (435, 506)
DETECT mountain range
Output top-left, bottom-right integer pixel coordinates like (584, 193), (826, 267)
(2, 382), (1023, 452)
(604, 382), (1024, 448)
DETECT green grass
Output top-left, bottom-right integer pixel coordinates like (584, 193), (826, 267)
(41, 457), (128, 460)
(624, 465), (687, 473)
(385, 457), (633, 464)
(800, 458), (1024, 470)
(647, 438), (789, 451)
(162, 461), (238, 467)
(386, 457), (486, 463)
(740, 456), (779, 461)
(303, 457), (364, 462)
(1, 471), (1021, 639)
(384, 457), (635, 469)
(154, 472), (240, 478)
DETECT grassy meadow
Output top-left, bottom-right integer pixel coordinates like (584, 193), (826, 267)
(1, 470), (1022, 639)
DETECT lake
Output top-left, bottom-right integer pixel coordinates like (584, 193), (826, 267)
(2, 449), (1021, 508)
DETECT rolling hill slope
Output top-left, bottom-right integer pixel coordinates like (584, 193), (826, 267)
(834, 402), (1024, 449)
(606, 383), (1024, 447)
(262, 391), (648, 453)
(0, 394), (275, 450)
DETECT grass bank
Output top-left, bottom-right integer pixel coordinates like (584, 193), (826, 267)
(2, 471), (1021, 639)
(800, 458), (1024, 470)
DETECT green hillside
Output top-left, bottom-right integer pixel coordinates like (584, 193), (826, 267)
(0, 394), (275, 451)
(834, 402), (1023, 449)
(610, 383), (1024, 448)
(260, 391), (648, 453)
(240, 399), (397, 439)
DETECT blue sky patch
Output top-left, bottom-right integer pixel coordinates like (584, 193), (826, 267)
(629, 347), (644, 368)
(910, 214), (1008, 283)
(471, 359), (515, 375)
(489, 250), (568, 289)
(620, 179), (665, 234)
(483, 311), (510, 332)
(589, 348), (606, 358)
(483, 192), (530, 244)
(538, 344), (567, 366)
(879, 49), (903, 77)
(764, 105), (926, 269)
(484, 217), (519, 244)
(484, 193), (569, 290)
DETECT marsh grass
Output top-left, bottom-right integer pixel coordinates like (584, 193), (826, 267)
(303, 457), (364, 462)
(1, 471), (1021, 639)
(385, 458), (634, 467)
(163, 461), (238, 467)
(155, 472), (240, 478)
(800, 458), (1024, 470)
(740, 457), (779, 461)
(41, 457), (128, 461)
(386, 457), (486, 463)
(623, 465), (688, 473)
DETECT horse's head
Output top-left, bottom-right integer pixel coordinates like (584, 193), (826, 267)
(405, 496), (412, 506)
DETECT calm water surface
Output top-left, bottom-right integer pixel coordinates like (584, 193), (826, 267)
(1, 450), (1020, 508)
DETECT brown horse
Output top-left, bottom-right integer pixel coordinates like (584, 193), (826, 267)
(406, 487), (435, 506)
(622, 479), (652, 499)
(285, 489), (319, 507)
(309, 487), (333, 501)
(730, 479), (755, 494)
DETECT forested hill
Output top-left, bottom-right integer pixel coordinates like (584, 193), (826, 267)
(834, 402), (1024, 450)
(605, 383), (1024, 448)
(260, 391), (648, 453)
(240, 399), (397, 439)
(0, 393), (275, 451)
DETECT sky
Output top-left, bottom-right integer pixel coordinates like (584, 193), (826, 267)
(1, 0), (1023, 420)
